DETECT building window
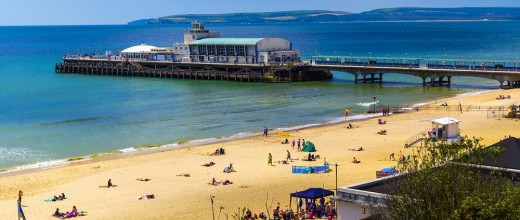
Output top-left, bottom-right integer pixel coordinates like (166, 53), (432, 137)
(220, 46), (226, 55)
(237, 46), (245, 56)
(226, 46), (235, 56)
(210, 45), (216, 55)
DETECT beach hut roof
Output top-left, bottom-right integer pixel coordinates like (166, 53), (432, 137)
(121, 44), (158, 53)
(430, 117), (460, 125)
(290, 188), (334, 199)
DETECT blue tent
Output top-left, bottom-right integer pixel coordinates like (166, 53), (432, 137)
(290, 188), (334, 199)
(289, 188), (334, 212)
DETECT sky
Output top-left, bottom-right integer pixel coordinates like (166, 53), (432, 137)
(0, 0), (519, 25)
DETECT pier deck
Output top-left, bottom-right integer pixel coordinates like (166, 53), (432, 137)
(55, 58), (332, 83)
(56, 56), (520, 88)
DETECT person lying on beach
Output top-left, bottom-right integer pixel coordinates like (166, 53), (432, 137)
(277, 160), (290, 165)
(352, 157), (361, 163)
(377, 130), (387, 135)
(222, 180), (233, 185)
(210, 178), (222, 186)
(281, 138), (289, 144)
(136, 178), (151, 181)
(176, 173), (190, 177)
(349, 147), (364, 151)
(378, 119), (387, 125)
(138, 194), (155, 200)
(66, 206), (78, 218)
(53, 208), (64, 218)
(202, 162), (216, 167)
(347, 123), (354, 129)
(223, 163), (235, 173)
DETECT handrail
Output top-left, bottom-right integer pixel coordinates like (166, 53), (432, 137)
(404, 128), (430, 148)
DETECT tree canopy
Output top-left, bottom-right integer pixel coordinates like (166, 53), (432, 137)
(371, 137), (520, 220)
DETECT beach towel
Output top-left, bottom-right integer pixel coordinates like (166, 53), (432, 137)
(44, 197), (67, 202)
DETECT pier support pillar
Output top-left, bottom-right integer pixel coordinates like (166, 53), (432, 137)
(378, 73), (383, 84)
(447, 76), (452, 86)
(354, 74), (358, 84)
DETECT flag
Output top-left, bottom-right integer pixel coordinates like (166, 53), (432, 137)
(17, 200), (26, 220)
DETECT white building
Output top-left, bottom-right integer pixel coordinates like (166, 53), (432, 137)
(118, 21), (300, 65)
(188, 37), (300, 64)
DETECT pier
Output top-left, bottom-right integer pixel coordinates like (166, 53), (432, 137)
(56, 55), (520, 88)
(311, 56), (520, 89)
(55, 58), (332, 82)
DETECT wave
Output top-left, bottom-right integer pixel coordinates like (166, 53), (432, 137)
(357, 101), (379, 107)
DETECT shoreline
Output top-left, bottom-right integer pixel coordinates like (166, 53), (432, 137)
(0, 88), (518, 219)
(0, 88), (498, 177)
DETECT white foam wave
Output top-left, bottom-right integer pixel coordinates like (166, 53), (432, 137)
(1, 159), (70, 174)
(119, 147), (138, 153)
(357, 101), (379, 107)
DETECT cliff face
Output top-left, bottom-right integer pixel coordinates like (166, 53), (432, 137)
(128, 8), (520, 25)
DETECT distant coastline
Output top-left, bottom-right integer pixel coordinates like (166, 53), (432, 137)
(128, 7), (520, 25)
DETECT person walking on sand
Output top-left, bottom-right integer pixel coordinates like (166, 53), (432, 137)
(268, 153), (273, 166)
(291, 139), (295, 149)
(263, 126), (268, 137)
(287, 150), (292, 161)
(297, 139), (301, 151)
(18, 190), (23, 203)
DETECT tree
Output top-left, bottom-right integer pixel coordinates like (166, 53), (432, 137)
(370, 136), (520, 219)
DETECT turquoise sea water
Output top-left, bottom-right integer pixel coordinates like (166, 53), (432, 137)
(1, 21), (519, 169)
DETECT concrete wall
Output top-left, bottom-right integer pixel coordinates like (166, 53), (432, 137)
(257, 38), (291, 52)
(337, 201), (371, 220)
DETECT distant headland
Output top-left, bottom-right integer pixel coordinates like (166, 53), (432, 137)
(128, 7), (520, 25)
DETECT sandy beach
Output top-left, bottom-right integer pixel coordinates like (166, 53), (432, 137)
(1, 89), (519, 219)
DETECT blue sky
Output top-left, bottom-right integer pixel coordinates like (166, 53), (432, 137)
(0, 0), (518, 25)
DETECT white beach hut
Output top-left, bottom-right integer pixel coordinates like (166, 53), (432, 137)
(429, 117), (461, 144)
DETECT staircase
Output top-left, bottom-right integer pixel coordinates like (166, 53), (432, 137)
(128, 61), (144, 71)
(404, 129), (429, 148)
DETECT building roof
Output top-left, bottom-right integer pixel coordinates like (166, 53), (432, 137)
(189, 38), (265, 46)
(121, 44), (158, 53)
(483, 137), (520, 170)
(430, 117), (460, 125)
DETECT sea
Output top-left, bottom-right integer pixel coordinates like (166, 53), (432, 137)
(1, 21), (519, 171)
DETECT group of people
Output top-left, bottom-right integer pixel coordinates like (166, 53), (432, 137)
(497, 95), (511, 100)
(297, 198), (337, 220)
(290, 138), (306, 151)
(50, 193), (66, 202)
(212, 148), (225, 156)
(306, 153), (320, 161)
(210, 178), (233, 186)
(53, 206), (82, 218)
(382, 107), (390, 116)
